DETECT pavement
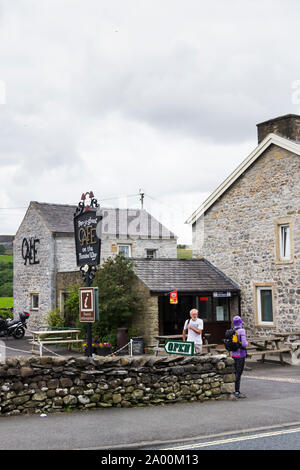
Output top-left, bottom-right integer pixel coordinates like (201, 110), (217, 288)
(0, 335), (300, 450)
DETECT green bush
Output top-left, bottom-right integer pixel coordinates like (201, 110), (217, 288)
(63, 255), (142, 349)
(46, 308), (65, 328)
(0, 258), (13, 297)
(0, 283), (13, 297)
(0, 309), (13, 320)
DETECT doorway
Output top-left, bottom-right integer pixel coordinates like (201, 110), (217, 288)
(158, 293), (232, 344)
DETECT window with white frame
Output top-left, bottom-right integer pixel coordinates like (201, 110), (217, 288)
(117, 244), (131, 258)
(146, 249), (156, 259)
(279, 224), (291, 260)
(30, 293), (39, 310)
(256, 286), (274, 325)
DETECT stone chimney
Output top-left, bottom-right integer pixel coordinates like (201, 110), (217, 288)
(257, 114), (300, 144)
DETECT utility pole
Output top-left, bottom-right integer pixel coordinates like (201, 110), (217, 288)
(139, 189), (144, 209)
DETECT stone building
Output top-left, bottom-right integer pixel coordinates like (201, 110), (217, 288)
(187, 114), (300, 336)
(131, 258), (240, 346)
(13, 202), (177, 329)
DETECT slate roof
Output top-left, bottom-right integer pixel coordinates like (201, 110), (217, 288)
(32, 202), (76, 234)
(132, 258), (239, 293)
(31, 202), (177, 238)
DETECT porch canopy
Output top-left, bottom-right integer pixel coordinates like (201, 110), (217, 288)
(132, 258), (240, 344)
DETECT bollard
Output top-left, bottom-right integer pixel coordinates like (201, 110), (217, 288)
(130, 338), (133, 357)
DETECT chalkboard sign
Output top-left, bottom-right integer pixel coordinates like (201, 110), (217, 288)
(74, 209), (101, 267)
(131, 337), (144, 355)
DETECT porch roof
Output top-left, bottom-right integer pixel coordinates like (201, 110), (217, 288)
(132, 258), (239, 294)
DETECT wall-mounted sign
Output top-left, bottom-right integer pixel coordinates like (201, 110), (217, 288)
(170, 290), (178, 304)
(213, 292), (231, 297)
(74, 210), (101, 266)
(164, 340), (194, 356)
(21, 238), (40, 266)
(79, 287), (99, 322)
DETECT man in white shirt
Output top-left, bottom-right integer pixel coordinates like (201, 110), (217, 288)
(182, 308), (203, 354)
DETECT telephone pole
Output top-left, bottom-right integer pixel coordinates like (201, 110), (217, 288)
(139, 189), (145, 209)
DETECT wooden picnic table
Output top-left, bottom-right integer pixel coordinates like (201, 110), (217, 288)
(274, 331), (300, 343)
(246, 335), (291, 364)
(274, 332), (300, 365)
(30, 329), (83, 357)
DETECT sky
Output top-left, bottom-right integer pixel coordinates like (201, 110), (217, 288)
(0, 0), (300, 243)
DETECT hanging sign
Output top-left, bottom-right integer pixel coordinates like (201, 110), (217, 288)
(170, 290), (178, 304)
(79, 287), (99, 322)
(74, 209), (101, 267)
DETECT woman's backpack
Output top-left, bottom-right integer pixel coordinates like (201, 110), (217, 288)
(224, 328), (241, 352)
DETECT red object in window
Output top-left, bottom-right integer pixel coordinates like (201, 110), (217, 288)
(200, 297), (208, 301)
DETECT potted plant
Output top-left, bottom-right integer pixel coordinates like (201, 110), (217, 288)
(95, 341), (112, 356)
(82, 342), (99, 355)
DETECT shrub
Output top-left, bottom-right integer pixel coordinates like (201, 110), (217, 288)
(46, 309), (64, 328)
(63, 255), (142, 348)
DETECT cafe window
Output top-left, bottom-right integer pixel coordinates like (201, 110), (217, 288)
(117, 244), (131, 258)
(256, 286), (274, 326)
(30, 293), (39, 310)
(214, 297), (230, 322)
(197, 296), (213, 322)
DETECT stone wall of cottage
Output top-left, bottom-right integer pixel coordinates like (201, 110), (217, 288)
(0, 354), (235, 416)
(56, 271), (83, 315)
(54, 235), (78, 272)
(100, 236), (177, 264)
(193, 144), (300, 334)
(54, 234), (177, 270)
(13, 207), (56, 329)
(131, 278), (160, 347)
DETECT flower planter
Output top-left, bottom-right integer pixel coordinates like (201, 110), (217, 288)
(95, 347), (112, 356)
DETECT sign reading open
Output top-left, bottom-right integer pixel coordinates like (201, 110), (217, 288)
(164, 340), (194, 356)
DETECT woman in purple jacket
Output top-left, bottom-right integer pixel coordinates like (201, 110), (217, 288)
(231, 315), (248, 399)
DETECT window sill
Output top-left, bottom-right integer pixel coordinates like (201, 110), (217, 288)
(275, 259), (294, 265)
(255, 323), (276, 328)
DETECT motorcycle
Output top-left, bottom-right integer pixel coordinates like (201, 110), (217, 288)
(0, 311), (30, 339)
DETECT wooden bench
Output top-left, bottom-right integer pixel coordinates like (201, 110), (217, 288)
(202, 343), (218, 353)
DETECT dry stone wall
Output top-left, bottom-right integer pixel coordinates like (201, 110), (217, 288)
(0, 354), (235, 416)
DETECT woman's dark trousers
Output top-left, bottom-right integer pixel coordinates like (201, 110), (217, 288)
(233, 357), (245, 393)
